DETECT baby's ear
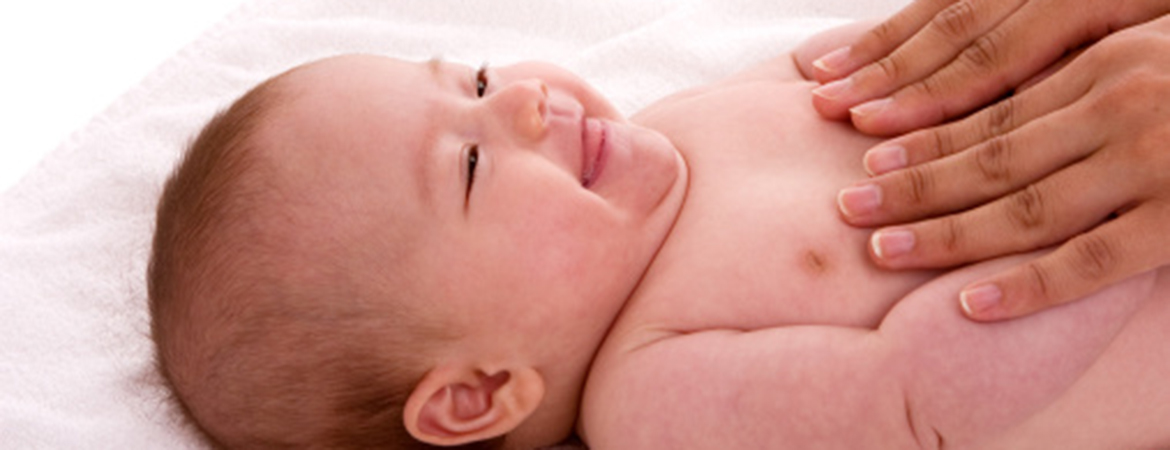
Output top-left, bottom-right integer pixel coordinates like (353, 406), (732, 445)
(403, 365), (545, 446)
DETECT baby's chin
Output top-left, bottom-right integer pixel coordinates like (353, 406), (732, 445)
(595, 119), (687, 236)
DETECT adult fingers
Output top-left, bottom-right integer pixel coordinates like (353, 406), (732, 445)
(811, 0), (959, 84)
(848, 0), (1106, 135)
(840, 103), (1102, 229)
(813, 0), (1024, 120)
(837, 54), (1100, 226)
(853, 40), (1097, 179)
(960, 203), (1169, 321)
(864, 155), (1129, 270)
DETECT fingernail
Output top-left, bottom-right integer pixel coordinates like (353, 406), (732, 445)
(813, 46), (854, 75)
(837, 183), (882, 218)
(864, 144), (908, 176)
(850, 97), (892, 118)
(960, 284), (1004, 318)
(871, 228), (915, 260)
(812, 77), (854, 101)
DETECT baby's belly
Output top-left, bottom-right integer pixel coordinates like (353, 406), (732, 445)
(615, 80), (936, 338)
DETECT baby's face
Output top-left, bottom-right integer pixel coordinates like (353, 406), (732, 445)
(261, 55), (687, 355)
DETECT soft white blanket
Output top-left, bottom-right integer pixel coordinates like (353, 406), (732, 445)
(0, 0), (904, 447)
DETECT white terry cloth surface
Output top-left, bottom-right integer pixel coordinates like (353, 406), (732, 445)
(0, 0), (904, 447)
(0, 1), (245, 194)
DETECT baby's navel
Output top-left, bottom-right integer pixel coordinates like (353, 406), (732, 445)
(801, 249), (831, 276)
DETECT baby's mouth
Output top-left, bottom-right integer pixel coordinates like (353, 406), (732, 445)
(581, 117), (607, 188)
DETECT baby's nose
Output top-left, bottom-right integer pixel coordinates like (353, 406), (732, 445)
(511, 80), (548, 141)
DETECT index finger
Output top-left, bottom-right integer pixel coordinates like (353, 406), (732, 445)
(850, 0), (1107, 135)
(813, 0), (959, 83)
(815, 0), (1024, 119)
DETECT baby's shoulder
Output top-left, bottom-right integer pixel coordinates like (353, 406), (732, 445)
(631, 54), (809, 129)
(723, 52), (808, 85)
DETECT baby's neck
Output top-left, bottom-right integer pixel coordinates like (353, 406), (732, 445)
(507, 361), (592, 448)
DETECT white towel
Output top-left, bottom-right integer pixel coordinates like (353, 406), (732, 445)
(0, 0), (905, 447)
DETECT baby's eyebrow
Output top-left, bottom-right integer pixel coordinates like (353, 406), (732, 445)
(414, 57), (445, 213)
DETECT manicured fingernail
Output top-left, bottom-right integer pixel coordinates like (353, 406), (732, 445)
(864, 144), (907, 176)
(813, 46), (854, 75)
(871, 228), (915, 260)
(837, 183), (882, 218)
(960, 284), (1004, 318)
(850, 97), (892, 118)
(812, 77), (854, 101)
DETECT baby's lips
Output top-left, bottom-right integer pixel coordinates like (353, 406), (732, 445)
(581, 117), (607, 188)
(578, 116), (587, 185)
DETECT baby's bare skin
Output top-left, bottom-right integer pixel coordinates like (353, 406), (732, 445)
(578, 52), (1170, 449)
(215, 43), (1170, 449)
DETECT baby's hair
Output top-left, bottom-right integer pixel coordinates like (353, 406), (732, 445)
(147, 69), (504, 450)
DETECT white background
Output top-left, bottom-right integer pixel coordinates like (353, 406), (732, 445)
(0, 1), (245, 194)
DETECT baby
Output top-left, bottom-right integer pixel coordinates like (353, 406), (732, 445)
(148, 25), (1170, 450)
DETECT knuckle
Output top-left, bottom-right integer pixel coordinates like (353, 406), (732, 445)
(1069, 234), (1117, 281)
(1082, 37), (1125, 70)
(868, 19), (901, 48)
(984, 97), (1017, 137)
(903, 74), (950, 117)
(1023, 262), (1057, 307)
(928, 127), (960, 159)
(918, 75), (943, 99)
(932, 1), (980, 41)
(1090, 31), (1149, 68)
(874, 54), (908, 83)
(959, 31), (1004, 74)
(855, 18), (905, 60)
(974, 135), (1013, 184)
(904, 165), (936, 206)
(905, 77), (954, 121)
(903, 75), (950, 113)
(1084, 40), (1117, 67)
(1007, 184), (1047, 231)
(1096, 72), (1162, 118)
(939, 215), (965, 253)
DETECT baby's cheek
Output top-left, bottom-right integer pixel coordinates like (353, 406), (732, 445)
(521, 211), (607, 274)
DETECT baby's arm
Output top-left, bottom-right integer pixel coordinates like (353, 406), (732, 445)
(883, 253), (1153, 447)
(584, 253), (1153, 450)
(585, 323), (917, 449)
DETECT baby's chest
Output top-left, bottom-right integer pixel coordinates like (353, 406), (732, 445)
(627, 163), (928, 334)
(623, 82), (934, 334)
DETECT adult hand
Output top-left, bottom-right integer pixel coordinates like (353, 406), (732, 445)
(808, 0), (1170, 136)
(834, 15), (1170, 321)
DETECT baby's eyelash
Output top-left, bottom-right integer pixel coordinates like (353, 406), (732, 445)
(465, 144), (479, 207)
(475, 64), (490, 97)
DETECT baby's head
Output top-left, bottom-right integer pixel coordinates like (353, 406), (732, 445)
(149, 54), (687, 449)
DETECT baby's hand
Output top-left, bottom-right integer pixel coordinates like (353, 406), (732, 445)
(835, 15), (1170, 321)
(808, 0), (1170, 136)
